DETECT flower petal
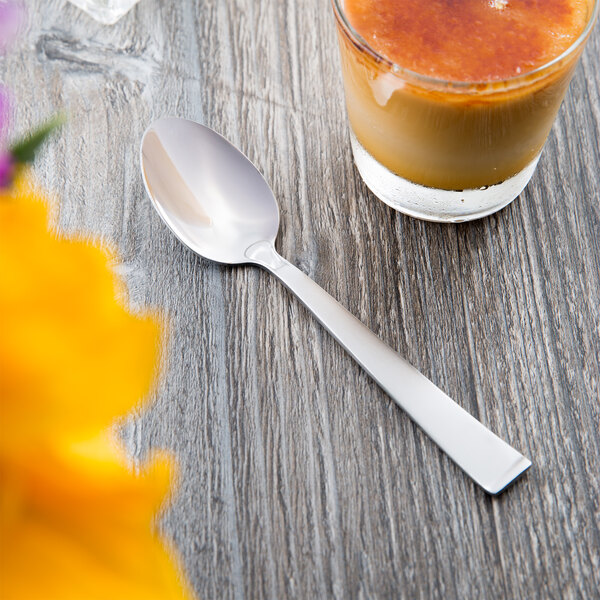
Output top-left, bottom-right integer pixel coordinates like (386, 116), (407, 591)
(0, 1), (25, 53)
(1, 434), (192, 600)
(0, 177), (161, 451)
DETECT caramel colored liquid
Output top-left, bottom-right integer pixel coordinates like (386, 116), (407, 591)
(336, 0), (594, 190)
(345, 0), (589, 82)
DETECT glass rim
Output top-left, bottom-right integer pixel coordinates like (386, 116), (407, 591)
(332, 0), (599, 91)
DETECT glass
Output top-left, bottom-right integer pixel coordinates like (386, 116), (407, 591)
(332, 0), (598, 222)
(68, 0), (141, 25)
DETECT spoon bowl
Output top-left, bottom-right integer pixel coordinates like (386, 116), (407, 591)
(141, 117), (279, 264)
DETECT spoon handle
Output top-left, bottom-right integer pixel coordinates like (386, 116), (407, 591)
(248, 242), (531, 494)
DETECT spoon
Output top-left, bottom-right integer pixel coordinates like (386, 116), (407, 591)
(140, 117), (531, 494)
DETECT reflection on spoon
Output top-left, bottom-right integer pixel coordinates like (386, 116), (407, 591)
(142, 130), (211, 228)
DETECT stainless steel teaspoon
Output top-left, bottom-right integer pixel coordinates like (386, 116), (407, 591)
(140, 117), (531, 494)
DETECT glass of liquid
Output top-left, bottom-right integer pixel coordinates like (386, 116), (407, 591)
(68, 0), (141, 24)
(332, 0), (598, 222)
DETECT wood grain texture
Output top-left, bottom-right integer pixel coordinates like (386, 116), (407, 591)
(3, 1), (599, 598)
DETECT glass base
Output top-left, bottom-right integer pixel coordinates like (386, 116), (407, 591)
(350, 131), (540, 223)
(67, 0), (140, 24)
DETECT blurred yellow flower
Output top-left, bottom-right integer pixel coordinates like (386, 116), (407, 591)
(0, 177), (159, 451)
(0, 177), (193, 600)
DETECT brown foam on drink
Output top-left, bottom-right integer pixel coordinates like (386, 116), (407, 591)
(343, 0), (590, 82)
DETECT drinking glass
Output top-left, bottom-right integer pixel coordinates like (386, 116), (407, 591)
(332, 0), (598, 222)
(68, 0), (141, 24)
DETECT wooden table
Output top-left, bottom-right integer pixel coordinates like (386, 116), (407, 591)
(5, 1), (600, 598)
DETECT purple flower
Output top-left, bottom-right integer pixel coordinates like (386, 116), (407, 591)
(0, 85), (10, 145)
(1, 0), (24, 145)
(0, 0), (24, 53)
(0, 149), (14, 187)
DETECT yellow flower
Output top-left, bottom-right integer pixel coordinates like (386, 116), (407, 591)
(0, 177), (159, 452)
(0, 177), (193, 600)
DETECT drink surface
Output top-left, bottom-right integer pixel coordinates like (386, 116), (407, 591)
(343, 0), (590, 81)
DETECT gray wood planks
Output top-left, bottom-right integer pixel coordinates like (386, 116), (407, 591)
(2, 0), (599, 597)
